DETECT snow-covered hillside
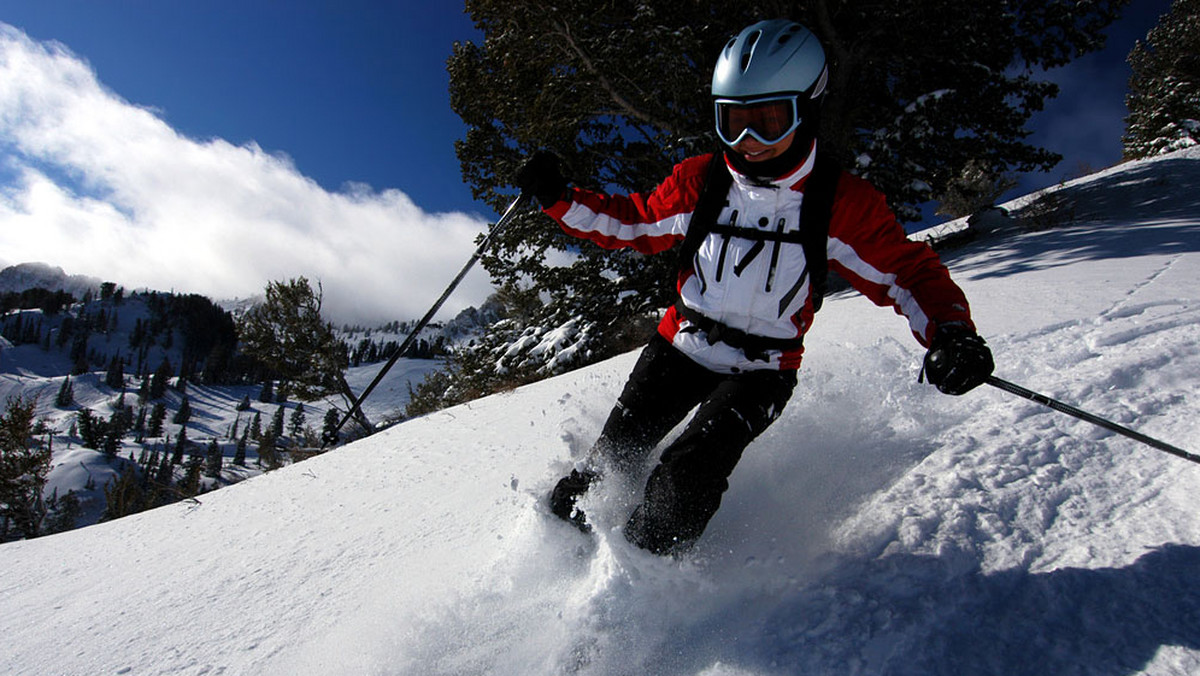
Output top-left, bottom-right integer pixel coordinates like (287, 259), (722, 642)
(0, 286), (447, 530)
(2, 149), (1200, 676)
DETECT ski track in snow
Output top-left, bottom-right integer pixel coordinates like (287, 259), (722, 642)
(3, 149), (1200, 675)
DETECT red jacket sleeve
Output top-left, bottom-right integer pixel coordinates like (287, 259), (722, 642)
(826, 174), (975, 346)
(543, 155), (713, 255)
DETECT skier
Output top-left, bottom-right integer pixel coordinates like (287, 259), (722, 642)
(516, 19), (994, 556)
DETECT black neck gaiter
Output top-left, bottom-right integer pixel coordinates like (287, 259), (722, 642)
(723, 133), (815, 183)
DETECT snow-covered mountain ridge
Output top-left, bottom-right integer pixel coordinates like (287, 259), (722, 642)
(0, 262), (102, 298)
(2, 148), (1200, 675)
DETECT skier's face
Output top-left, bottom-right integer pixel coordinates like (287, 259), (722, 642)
(732, 129), (796, 163)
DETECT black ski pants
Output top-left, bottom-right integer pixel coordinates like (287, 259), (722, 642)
(590, 334), (797, 554)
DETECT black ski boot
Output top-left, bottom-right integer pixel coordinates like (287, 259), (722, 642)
(548, 469), (599, 533)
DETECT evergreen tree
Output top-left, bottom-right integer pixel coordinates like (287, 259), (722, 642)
(250, 411), (263, 441)
(149, 357), (173, 400)
(288, 404), (307, 438)
(234, 428), (248, 466)
(54, 376), (74, 408)
(172, 428), (188, 465)
(76, 408), (104, 450)
(259, 380), (275, 404)
(133, 406), (147, 443)
(102, 409), (125, 459)
(172, 396), (192, 426)
(236, 394), (252, 411)
(181, 453), (203, 497)
(205, 439), (223, 479)
(136, 373), (149, 404)
(0, 395), (50, 540)
(322, 408), (341, 444)
(258, 427), (280, 470)
(69, 332), (90, 376)
(43, 488), (81, 535)
(237, 278), (351, 401)
(155, 449), (173, 485)
(270, 406), (285, 438)
(1123, 0), (1200, 158)
(147, 402), (167, 438)
(935, 159), (1018, 219)
(105, 355), (124, 389)
(101, 465), (145, 522)
(130, 317), (146, 348)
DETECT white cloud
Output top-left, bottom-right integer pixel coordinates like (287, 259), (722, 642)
(0, 24), (496, 325)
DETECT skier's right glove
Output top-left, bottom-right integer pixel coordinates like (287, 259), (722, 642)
(515, 151), (569, 209)
(922, 324), (994, 395)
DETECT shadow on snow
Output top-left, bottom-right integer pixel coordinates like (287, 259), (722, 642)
(674, 543), (1200, 676)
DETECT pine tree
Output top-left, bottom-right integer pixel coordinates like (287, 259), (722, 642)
(322, 408), (340, 444)
(172, 428), (188, 465)
(1123, 0), (1200, 159)
(234, 428), (248, 466)
(147, 402), (167, 437)
(69, 332), (90, 376)
(105, 355), (124, 390)
(101, 465), (145, 522)
(133, 406), (147, 442)
(76, 408), (103, 450)
(181, 453), (203, 497)
(150, 358), (173, 400)
(258, 427), (280, 470)
(172, 396), (192, 425)
(250, 411), (263, 440)
(270, 406), (285, 438)
(54, 376), (74, 408)
(43, 488), (81, 535)
(237, 278), (351, 401)
(155, 449), (173, 485)
(288, 404), (307, 439)
(102, 409), (125, 459)
(205, 439), (223, 479)
(936, 159), (1018, 219)
(0, 395), (50, 540)
(136, 373), (149, 404)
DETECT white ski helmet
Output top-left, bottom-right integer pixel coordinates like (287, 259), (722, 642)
(712, 20), (828, 147)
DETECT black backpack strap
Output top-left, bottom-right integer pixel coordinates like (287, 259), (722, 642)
(676, 152), (734, 271)
(799, 153), (841, 312)
(676, 150), (841, 313)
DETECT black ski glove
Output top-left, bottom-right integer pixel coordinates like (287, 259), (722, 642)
(515, 151), (569, 208)
(922, 324), (994, 395)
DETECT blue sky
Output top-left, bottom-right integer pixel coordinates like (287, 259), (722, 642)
(0, 1), (1177, 323)
(2, 1), (481, 215)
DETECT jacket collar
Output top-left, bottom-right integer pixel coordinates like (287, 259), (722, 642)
(725, 140), (817, 192)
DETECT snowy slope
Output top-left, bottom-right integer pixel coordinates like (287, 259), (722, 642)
(3, 149), (1200, 676)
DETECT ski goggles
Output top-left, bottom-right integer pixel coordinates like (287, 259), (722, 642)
(714, 95), (804, 146)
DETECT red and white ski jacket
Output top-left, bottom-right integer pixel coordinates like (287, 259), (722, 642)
(543, 146), (975, 373)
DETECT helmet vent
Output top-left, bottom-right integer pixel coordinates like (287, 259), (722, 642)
(741, 31), (761, 72)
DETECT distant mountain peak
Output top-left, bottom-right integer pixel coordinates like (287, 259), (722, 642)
(0, 262), (103, 297)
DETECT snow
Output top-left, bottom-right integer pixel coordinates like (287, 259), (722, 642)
(3, 148), (1200, 675)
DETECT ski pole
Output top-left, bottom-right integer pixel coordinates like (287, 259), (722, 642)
(985, 375), (1200, 466)
(322, 192), (534, 447)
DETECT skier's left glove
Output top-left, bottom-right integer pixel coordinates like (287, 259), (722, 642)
(922, 324), (994, 395)
(515, 151), (569, 209)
